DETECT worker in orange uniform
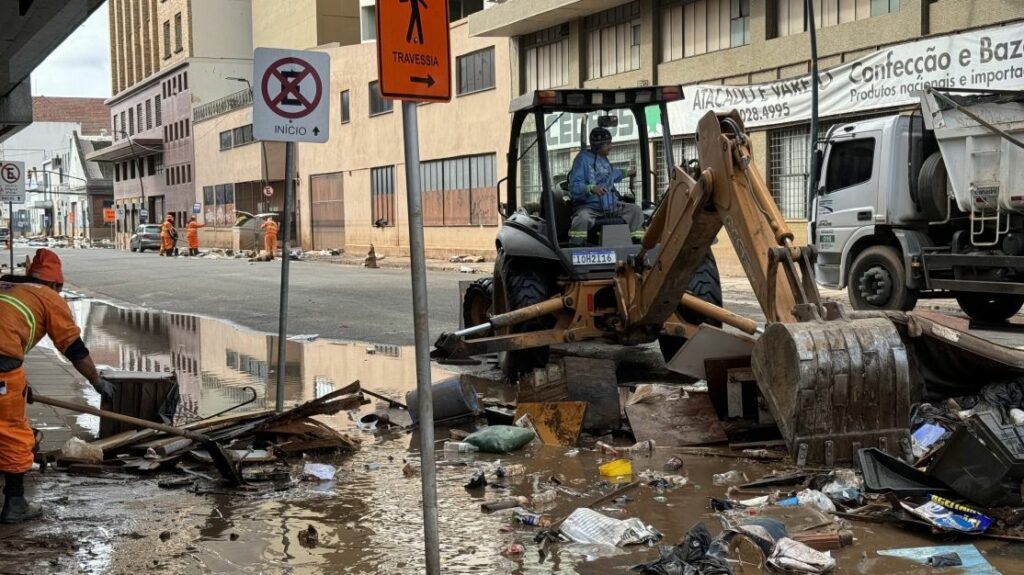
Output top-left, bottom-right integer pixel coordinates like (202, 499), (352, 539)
(159, 214), (175, 257)
(260, 216), (279, 260)
(186, 215), (205, 256)
(0, 249), (112, 523)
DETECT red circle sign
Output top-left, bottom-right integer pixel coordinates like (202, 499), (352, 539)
(263, 185), (274, 197)
(261, 57), (323, 120)
(1, 163), (20, 184)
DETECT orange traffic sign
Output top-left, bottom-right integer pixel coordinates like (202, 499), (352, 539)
(375, 0), (451, 103)
(103, 208), (116, 223)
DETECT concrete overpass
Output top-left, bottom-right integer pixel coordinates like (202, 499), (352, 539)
(1, 0), (106, 141)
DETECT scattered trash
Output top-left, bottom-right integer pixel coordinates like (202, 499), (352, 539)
(287, 334), (319, 342)
(512, 508), (550, 527)
(711, 470), (746, 486)
(500, 543), (525, 557)
(495, 464), (526, 478)
(857, 448), (954, 497)
(631, 522), (729, 574)
(663, 456), (684, 472)
(900, 496), (993, 533)
(364, 462), (381, 472)
(464, 426), (536, 454)
(625, 388), (727, 447)
(599, 459), (632, 477)
(513, 402), (587, 446)
(595, 441), (620, 456)
(443, 441), (480, 454)
(926, 411), (1024, 507)
(927, 552), (963, 567)
(559, 508), (661, 547)
(302, 463), (337, 481)
(564, 449), (580, 458)
(402, 462), (417, 477)
(767, 537), (835, 574)
(777, 489), (837, 513)
(625, 440), (655, 453)
(910, 422), (946, 458)
(449, 255), (485, 263)
(458, 266), (475, 274)
(159, 531), (171, 542)
(298, 525), (319, 548)
(653, 496), (667, 503)
(819, 469), (862, 505)
(60, 437), (104, 464)
(405, 376), (482, 425)
(532, 490), (557, 506)
(481, 497), (529, 513)
(626, 384), (681, 406)
(465, 471), (488, 490)
(877, 545), (998, 574)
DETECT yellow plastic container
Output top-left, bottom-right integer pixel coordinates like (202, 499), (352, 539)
(599, 458), (633, 477)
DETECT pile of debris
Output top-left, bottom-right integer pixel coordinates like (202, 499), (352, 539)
(38, 382), (365, 488)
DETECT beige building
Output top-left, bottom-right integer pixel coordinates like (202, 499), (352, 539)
(467, 0), (1024, 274)
(90, 0), (254, 248)
(193, 1), (509, 258)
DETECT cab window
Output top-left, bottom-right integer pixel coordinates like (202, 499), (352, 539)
(825, 138), (875, 193)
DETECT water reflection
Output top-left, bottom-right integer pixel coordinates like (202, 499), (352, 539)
(67, 300), (446, 421)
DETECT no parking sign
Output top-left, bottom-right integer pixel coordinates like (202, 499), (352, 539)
(253, 48), (330, 143)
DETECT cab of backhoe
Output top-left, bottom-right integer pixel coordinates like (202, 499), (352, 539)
(497, 87), (684, 279)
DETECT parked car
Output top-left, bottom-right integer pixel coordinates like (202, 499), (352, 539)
(129, 224), (163, 252)
(0, 227), (9, 248)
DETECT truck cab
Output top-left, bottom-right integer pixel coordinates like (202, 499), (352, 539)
(811, 88), (1024, 322)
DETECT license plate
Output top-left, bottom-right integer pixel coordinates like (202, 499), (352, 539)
(571, 250), (616, 266)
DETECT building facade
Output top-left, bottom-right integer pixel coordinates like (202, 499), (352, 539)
(90, 0), (254, 248)
(467, 0), (1024, 274)
(0, 97), (110, 237)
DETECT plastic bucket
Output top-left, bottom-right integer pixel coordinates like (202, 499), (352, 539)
(599, 459), (633, 477)
(405, 376), (481, 425)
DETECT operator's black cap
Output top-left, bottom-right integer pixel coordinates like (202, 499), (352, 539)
(589, 127), (612, 150)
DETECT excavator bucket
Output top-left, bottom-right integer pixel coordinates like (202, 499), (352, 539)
(751, 315), (921, 466)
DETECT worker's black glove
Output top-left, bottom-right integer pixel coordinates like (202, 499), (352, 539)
(92, 378), (115, 402)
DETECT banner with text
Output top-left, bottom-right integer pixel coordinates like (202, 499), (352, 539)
(669, 22), (1024, 135)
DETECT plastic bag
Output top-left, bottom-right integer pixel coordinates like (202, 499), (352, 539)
(560, 508), (662, 547)
(464, 425), (536, 453)
(777, 489), (836, 513)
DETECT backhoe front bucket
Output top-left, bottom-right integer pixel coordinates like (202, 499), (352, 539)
(751, 317), (921, 466)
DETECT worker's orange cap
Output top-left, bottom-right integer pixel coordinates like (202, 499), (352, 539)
(28, 249), (65, 284)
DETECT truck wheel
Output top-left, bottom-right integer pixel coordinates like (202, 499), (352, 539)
(955, 293), (1024, 323)
(658, 251), (724, 363)
(848, 245), (918, 311)
(916, 152), (948, 221)
(496, 254), (553, 377)
(462, 277), (493, 333)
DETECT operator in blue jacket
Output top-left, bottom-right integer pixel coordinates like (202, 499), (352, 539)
(568, 127), (644, 246)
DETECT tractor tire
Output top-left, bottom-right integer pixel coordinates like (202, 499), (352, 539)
(462, 277), (494, 333)
(496, 253), (554, 378)
(847, 245), (918, 311)
(955, 292), (1024, 323)
(658, 251), (724, 363)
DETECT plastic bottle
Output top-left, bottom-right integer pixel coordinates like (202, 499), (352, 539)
(495, 464), (526, 478)
(711, 470), (746, 485)
(444, 441), (479, 454)
(595, 441), (620, 455)
(480, 496), (529, 513)
(532, 490), (557, 506)
(626, 439), (656, 452)
(663, 456), (684, 472)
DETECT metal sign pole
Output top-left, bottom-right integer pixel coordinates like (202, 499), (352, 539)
(275, 141), (295, 412)
(8, 201), (13, 272)
(401, 100), (440, 574)
(806, 0), (820, 217)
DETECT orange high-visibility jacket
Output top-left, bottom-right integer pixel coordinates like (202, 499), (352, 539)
(0, 280), (85, 364)
(261, 220), (279, 237)
(186, 221), (205, 248)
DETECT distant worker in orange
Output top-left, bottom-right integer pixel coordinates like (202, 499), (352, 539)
(0, 249), (112, 523)
(186, 215), (205, 256)
(159, 213), (175, 257)
(261, 216), (279, 260)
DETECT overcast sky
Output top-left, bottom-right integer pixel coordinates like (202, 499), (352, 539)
(32, 5), (111, 99)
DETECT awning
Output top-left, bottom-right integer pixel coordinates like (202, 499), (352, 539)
(468, 0), (632, 37)
(85, 138), (163, 162)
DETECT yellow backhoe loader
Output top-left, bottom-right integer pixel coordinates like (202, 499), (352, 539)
(433, 87), (1001, 466)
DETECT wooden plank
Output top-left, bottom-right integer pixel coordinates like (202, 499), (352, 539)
(625, 392), (728, 446)
(514, 402), (587, 447)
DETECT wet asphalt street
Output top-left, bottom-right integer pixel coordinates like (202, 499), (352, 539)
(10, 246), (465, 345)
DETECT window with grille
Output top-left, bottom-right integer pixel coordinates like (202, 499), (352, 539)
(369, 81), (393, 116)
(420, 154), (498, 226)
(523, 25), (570, 93)
(340, 91), (350, 123)
(457, 47), (495, 96)
(219, 130), (232, 150)
(371, 166), (396, 226)
(769, 125), (813, 220)
(662, 0), (750, 62)
(163, 20), (170, 58)
(776, 0), (898, 37)
(174, 13), (183, 52)
(145, 100), (152, 130)
(128, 108), (135, 135)
(154, 96), (162, 126)
(586, 2), (641, 79)
(232, 124), (253, 147)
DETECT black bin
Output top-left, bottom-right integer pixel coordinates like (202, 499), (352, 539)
(927, 411), (1024, 508)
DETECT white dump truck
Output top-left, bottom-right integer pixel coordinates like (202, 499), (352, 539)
(811, 86), (1024, 322)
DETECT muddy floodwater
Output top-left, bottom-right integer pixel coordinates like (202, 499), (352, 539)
(6, 300), (1023, 574)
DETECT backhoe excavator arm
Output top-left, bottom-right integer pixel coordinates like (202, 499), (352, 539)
(620, 111), (821, 337)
